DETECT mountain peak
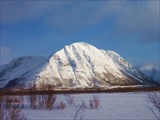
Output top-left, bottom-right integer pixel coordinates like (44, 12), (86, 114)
(70, 42), (91, 46)
(0, 42), (159, 88)
(68, 42), (97, 50)
(49, 42), (95, 59)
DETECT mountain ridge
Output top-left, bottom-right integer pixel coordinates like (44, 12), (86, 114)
(139, 66), (160, 83)
(0, 42), (159, 89)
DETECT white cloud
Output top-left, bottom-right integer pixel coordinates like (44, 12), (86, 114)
(140, 61), (160, 71)
(1, 1), (54, 24)
(112, 1), (159, 42)
(1, 1), (159, 42)
(45, 1), (159, 42)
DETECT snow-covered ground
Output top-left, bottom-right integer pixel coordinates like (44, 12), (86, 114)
(22, 92), (158, 120)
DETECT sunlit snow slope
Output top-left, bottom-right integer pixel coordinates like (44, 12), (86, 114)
(0, 42), (159, 88)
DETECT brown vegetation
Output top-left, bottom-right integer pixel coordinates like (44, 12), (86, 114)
(73, 102), (87, 120)
(0, 96), (26, 120)
(27, 84), (57, 110)
(0, 86), (159, 96)
(37, 94), (56, 110)
(65, 95), (74, 105)
(0, 95), (4, 120)
(89, 95), (100, 109)
(27, 84), (37, 109)
(57, 101), (66, 110)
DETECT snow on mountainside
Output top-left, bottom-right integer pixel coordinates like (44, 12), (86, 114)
(0, 56), (48, 88)
(104, 50), (152, 83)
(0, 64), (5, 69)
(139, 66), (160, 83)
(0, 42), (159, 88)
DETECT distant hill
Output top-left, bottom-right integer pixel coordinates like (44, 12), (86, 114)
(139, 66), (160, 83)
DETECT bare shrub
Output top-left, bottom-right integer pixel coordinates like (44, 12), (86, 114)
(27, 94), (37, 109)
(5, 96), (24, 109)
(0, 95), (4, 107)
(27, 84), (37, 109)
(147, 92), (160, 120)
(81, 101), (88, 110)
(5, 96), (26, 120)
(89, 95), (100, 109)
(0, 95), (4, 120)
(0, 108), (4, 119)
(28, 83), (56, 110)
(73, 102), (87, 120)
(37, 95), (47, 109)
(46, 94), (56, 110)
(6, 104), (26, 120)
(57, 101), (66, 110)
(0, 109), (4, 120)
(89, 99), (93, 109)
(148, 92), (160, 111)
(5, 96), (13, 108)
(37, 94), (56, 110)
(36, 81), (56, 110)
(65, 95), (74, 106)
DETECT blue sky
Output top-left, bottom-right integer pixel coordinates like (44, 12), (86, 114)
(0, 0), (160, 70)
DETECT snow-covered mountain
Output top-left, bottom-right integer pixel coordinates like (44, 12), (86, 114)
(139, 66), (160, 83)
(0, 42), (159, 89)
